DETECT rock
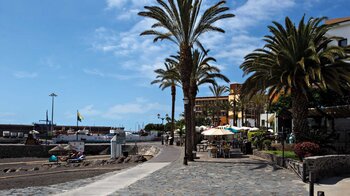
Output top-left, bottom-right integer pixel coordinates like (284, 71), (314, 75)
(131, 155), (147, 163)
(124, 156), (132, 163)
(106, 159), (117, 164)
(6, 168), (16, 173)
(92, 160), (106, 166)
(15, 168), (27, 172)
(117, 156), (125, 163)
(73, 164), (81, 167)
(83, 161), (91, 167)
(51, 165), (61, 169)
(29, 167), (39, 171)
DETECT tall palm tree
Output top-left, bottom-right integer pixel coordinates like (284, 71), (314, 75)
(209, 84), (229, 126)
(250, 93), (267, 127)
(240, 16), (350, 142)
(139, 0), (234, 161)
(151, 62), (180, 145)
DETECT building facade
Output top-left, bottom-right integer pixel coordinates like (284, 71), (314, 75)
(194, 96), (229, 126)
(194, 83), (265, 127)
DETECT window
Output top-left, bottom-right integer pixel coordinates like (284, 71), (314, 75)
(339, 39), (348, 47)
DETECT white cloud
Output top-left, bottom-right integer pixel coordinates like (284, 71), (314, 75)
(0, 112), (16, 117)
(103, 98), (166, 119)
(80, 105), (101, 116)
(13, 71), (38, 79)
(41, 57), (61, 69)
(105, 0), (149, 20)
(83, 68), (105, 77)
(83, 68), (148, 80)
(106, 0), (126, 9)
(66, 98), (166, 120)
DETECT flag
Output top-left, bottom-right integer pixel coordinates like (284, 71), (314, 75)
(77, 111), (84, 122)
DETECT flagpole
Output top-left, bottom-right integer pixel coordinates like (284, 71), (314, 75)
(76, 110), (79, 141)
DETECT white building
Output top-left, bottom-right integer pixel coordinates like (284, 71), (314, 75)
(326, 17), (350, 47)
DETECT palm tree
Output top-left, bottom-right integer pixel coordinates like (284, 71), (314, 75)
(250, 94), (267, 127)
(139, 0), (234, 161)
(209, 84), (229, 126)
(151, 62), (180, 145)
(240, 16), (350, 142)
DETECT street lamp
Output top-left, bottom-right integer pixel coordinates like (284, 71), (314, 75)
(157, 113), (168, 145)
(49, 93), (57, 134)
(183, 96), (189, 165)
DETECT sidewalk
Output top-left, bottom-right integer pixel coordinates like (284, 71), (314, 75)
(57, 145), (181, 196)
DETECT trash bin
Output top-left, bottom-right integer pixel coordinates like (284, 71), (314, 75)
(245, 142), (252, 154)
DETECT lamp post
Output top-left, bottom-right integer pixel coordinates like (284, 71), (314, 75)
(183, 96), (189, 165)
(157, 113), (168, 145)
(49, 93), (57, 134)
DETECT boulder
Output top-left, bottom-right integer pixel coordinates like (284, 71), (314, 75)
(116, 156), (125, 163)
(131, 155), (147, 163)
(15, 168), (27, 172)
(6, 168), (16, 173)
(123, 156), (131, 163)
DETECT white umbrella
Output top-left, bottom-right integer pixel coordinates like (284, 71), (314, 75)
(201, 128), (234, 136)
(249, 127), (259, 131)
(240, 126), (251, 130)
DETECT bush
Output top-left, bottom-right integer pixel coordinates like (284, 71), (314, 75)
(294, 142), (320, 161)
(263, 140), (272, 150)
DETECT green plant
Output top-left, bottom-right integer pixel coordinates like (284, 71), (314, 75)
(263, 140), (272, 150)
(264, 150), (298, 160)
(250, 131), (267, 150)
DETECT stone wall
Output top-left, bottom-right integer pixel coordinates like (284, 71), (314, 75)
(253, 150), (350, 182)
(304, 155), (350, 181)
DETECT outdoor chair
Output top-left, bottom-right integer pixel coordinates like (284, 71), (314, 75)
(223, 148), (230, 158)
(210, 148), (218, 158)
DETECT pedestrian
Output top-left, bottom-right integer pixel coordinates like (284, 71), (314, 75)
(165, 134), (169, 145)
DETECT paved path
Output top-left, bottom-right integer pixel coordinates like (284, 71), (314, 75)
(3, 144), (348, 195)
(114, 150), (308, 195)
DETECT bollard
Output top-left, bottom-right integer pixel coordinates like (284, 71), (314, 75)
(309, 171), (314, 196)
(317, 191), (325, 196)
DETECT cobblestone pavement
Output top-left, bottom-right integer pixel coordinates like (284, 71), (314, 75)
(0, 146), (309, 196)
(114, 152), (308, 196)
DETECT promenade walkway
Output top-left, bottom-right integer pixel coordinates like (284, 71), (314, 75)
(1, 144), (348, 195)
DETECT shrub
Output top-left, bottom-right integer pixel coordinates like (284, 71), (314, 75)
(263, 140), (272, 150)
(294, 142), (320, 160)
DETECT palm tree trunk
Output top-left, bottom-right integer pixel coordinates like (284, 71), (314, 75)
(233, 99), (237, 126)
(179, 43), (193, 161)
(170, 84), (176, 145)
(291, 88), (309, 142)
(241, 105), (244, 126)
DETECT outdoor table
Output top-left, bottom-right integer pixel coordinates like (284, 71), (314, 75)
(197, 144), (207, 152)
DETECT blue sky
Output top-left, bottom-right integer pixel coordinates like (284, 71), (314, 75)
(0, 0), (349, 130)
